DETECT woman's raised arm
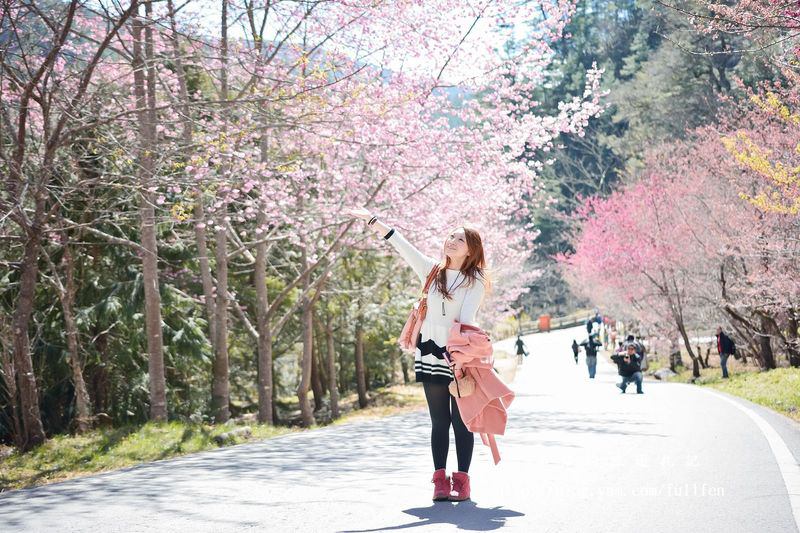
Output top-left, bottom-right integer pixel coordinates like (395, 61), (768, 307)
(347, 207), (437, 281)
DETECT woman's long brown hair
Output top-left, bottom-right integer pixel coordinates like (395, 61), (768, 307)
(436, 226), (491, 300)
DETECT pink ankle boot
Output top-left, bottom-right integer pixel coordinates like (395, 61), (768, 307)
(431, 469), (450, 501)
(449, 471), (471, 501)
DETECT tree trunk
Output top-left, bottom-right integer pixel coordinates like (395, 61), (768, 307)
(0, 318), (22, 449)
(354, 320), (368, 408)
(58, 245), (92, 433)
(761, 311), (798, 368)
(668, 350), (681, 373)
(210, 0), (231, 425)
(254, 208), (273, 424)
(133, 3), (167, 421)
(668, 335), (683, 372)
(297, 249), (315, 427)
(673, 315), (700, 378)
(788, 312), (800, 368)
(364, 354), (371, 392)
(312, 320), (329, 397)
(757, 315), (776, 370)
(338, 312), (348, 395)
(660, 280), (700, 378)
(698, 345), (709, 369)
(325, 311), (339, 419)
(211, 218), (230, 422)
(310, 340), (324, 412)
(316, 337), (329, 397)
(400, 353), (410, 384)
(252, 73), (274, 423)
(194, 200), (218, 354)
(12, 197), (47, 450)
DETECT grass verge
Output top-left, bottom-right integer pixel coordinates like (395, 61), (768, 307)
(645, 354), (800, 423)
(331, 384), (426, 424)
(0, 421), (294, 492)
(0, 384), (425, 492)
(698, 369), (800, 423)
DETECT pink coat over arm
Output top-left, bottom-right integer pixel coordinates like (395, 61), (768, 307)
(446, 322), (514, 464)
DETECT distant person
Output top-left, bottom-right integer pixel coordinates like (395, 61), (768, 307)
(515, 335), (529, 363)
(593, 310), (603, 340)
(580, 334), (602, 378)
(611, 343), (643, 394)
(715, 327), (736, 379)
(635, 337), (646, 357)
(586, 319), (593, 335)
(634, 336), (648, 372)
(571, 339), (579, 364)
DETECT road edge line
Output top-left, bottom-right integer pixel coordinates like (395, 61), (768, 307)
(694, 385), (800, 531)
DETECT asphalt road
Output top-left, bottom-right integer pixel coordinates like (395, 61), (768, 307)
(2, 325), (799, 533)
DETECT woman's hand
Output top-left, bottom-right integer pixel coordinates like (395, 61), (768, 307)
(346, 206), (391, 239)
(346, 207), (372, 221)
(446, 356), (463, 374)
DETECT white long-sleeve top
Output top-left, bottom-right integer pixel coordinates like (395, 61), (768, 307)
(385, 230), (486, 383)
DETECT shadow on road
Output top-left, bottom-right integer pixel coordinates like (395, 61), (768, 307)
(0, 412), (435, 530)
(509, 410), (669, 438)
(339, 501), (525, 532)
(0, 370), (667, 532)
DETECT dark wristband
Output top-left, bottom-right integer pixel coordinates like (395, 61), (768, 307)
(382, 228), (395, 240)
(367, 216), (378, 226)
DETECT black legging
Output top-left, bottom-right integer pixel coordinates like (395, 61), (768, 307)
(423, 382), (474, 473)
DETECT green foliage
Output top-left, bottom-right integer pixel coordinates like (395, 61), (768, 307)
(339, 252), (414, 390)
(520, 0), (654, 314)
(707, 368), (800, 422)
(518, 0), (779, 315)
(10, 0), (788, 451)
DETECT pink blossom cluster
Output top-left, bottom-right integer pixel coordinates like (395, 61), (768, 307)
(560, 84), (799, 337)
(2, 0), (605, 324)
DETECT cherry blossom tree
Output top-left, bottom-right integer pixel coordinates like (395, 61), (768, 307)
(2, 0), (606, 440)
(0, 0), (139, 450)
(562, 96), (800, 373)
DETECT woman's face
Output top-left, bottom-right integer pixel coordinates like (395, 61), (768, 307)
(444, 228), (469, 263)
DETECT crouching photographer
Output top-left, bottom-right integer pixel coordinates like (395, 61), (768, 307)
(610, 343), (644, 394)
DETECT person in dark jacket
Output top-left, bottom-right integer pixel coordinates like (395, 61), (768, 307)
(571, 339), (579, 365)
(580, 334), (602, 378)
(715, 327), (735, 379)
(515, 335), (529, 364)
(611, 343), (643, 394)
(515, 335), (528, 355)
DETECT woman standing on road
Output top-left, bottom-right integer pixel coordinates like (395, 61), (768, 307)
(347, 207), (489, 502)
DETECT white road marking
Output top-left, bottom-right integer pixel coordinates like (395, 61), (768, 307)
(694, 385), (800, 531)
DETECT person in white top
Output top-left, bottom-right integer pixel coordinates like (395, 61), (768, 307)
(348, 206), (490, 502)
